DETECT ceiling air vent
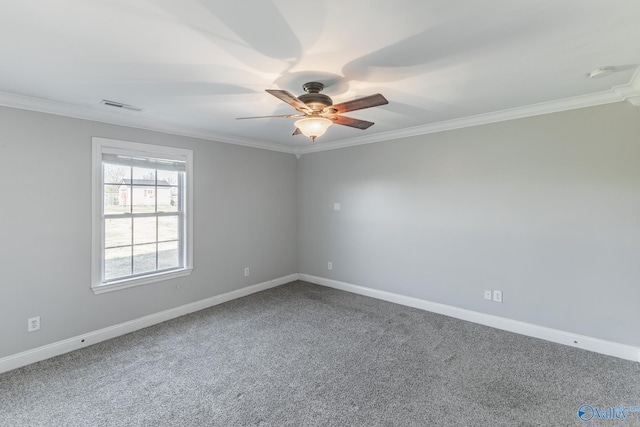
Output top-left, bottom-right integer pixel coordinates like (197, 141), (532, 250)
(100, 99), (141, 112)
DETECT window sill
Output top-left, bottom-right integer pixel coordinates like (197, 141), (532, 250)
(92, 268), (193, 295)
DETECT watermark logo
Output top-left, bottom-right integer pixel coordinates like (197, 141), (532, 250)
(578, 404), (640, 422)
(578, 405), (595, 422)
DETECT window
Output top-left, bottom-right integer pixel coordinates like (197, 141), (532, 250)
(92, 137), (193, 294)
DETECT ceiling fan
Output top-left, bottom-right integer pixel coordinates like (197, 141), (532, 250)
(237, 82), (388, 141)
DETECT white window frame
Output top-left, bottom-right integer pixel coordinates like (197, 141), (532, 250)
(92, 137), (193, 294)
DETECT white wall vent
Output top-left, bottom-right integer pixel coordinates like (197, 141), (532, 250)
(100, 100), (141, 112)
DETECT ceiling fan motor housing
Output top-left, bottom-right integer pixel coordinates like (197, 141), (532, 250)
(299, 82), (333, 112)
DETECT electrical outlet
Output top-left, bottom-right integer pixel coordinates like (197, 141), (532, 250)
(493, 290), (503, 303)
(484, 290), (492, 300)
(28, 316), (40, 332)
(333, 203), (341, 211)
(244, 267), (250, 277)
(327, 262), (333, 270)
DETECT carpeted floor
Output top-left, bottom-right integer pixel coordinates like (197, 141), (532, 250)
(1, 281), (639, 426)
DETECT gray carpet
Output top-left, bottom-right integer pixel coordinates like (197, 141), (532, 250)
(1, 281), (639, 426)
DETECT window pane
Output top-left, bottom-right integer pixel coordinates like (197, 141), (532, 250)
(132, 167), (156, 213)
(158, 216), (178, 242)
(157, 187), (178, 213)
(105, 246), (132, 280)
(157, 170), (177, 186)
(132, 186), (156, 213)
(132, 167), (155, 182)
(133, 217), (156, 245)
(105, 218), (131, 248)
(104, 185), (131, 214)
(133, 243), (156, 275)
(158, 170), (180, 213)
(104, 163), (130, 185)
(158, 241), (179, 270)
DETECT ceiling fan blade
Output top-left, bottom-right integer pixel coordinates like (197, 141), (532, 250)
(292, 128), (302, 136)
(236, 114), (302, 120)
(328, 93), (388, 114)
(331, 115), (375, 130)
(266, 89), (312, 113)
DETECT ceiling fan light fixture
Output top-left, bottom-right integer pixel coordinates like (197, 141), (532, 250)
(294, 117), (332, 141)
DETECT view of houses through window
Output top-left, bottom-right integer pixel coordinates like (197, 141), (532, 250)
(103, 162), (182, 281)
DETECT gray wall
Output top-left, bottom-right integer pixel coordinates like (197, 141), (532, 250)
(2, 100), (639, 359)
(0, 106), (298, 358)
(298, 102), (640, 347)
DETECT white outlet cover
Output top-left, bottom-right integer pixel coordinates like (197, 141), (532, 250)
(493, 290), (503, 303)
(328, 262), (333, 270)
(28, 316), (40, 332)
(484, 290), (492, 300)
(244, 267), (250, 277)
(333, 203), (341, 211)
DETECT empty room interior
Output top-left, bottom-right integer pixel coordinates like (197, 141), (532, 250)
(1, 1), (640, 426)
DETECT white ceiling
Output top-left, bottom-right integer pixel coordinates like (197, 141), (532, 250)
(1, 0), (639, 153)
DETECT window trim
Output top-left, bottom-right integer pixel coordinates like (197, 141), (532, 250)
(91, 137), (193, 294)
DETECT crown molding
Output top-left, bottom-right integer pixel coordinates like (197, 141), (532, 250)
(1, 67), (639, 157)
(0, 91), (297, 154)
(299, 79), (640, 155)
(617, 67), (640, 106)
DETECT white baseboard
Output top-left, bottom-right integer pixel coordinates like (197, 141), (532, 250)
(299, 274), (640, 363)
(3, 272), (637, 373)
(0, 273), (299, 374)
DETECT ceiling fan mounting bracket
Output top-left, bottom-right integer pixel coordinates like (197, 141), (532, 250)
(302, 82), (325, 93)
